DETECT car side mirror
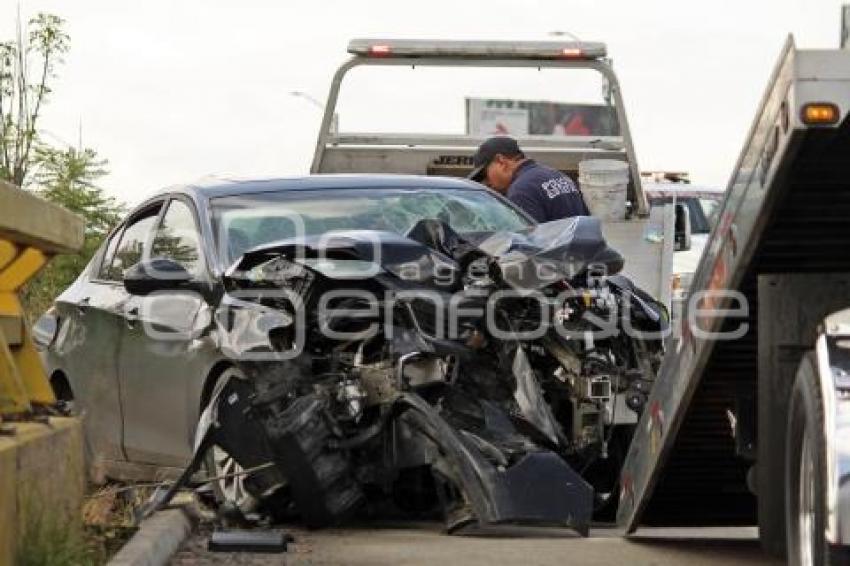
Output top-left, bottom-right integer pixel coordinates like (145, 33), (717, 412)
(674, 203), (692, 252)
(123, 258), (202, 296)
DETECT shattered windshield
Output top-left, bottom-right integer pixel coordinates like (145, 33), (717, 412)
(211, 187), (531, 263)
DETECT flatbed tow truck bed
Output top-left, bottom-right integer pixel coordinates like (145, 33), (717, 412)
(618, 35), (850, 558)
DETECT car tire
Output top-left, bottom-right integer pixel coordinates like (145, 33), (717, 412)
(199, 368), (284, 514)
(50, 373), (76, 414)
(785, 352), (848, 566)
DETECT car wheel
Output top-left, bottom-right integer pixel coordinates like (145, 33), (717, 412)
(205, 444), (256, 512)
(199, 368), (259, 513)
(50, 373), (76, 415)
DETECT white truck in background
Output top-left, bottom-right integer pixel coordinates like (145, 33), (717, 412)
(310, 38), (676, 312)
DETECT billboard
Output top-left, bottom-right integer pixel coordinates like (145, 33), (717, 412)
(466, 98), (620, 137)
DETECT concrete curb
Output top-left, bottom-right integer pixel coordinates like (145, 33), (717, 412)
(109, 506), (195, 566)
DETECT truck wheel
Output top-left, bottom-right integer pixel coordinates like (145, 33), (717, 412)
(785, 352), (839, 566)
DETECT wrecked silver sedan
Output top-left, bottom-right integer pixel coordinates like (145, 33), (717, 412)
(37, 175), (666, 534)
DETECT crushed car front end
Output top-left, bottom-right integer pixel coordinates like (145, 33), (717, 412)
(138, 177), (666, 535)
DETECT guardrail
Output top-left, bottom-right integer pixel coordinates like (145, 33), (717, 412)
(0, 180), (84, 415)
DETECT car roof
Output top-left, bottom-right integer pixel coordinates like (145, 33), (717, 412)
(155, 174), (488, 200)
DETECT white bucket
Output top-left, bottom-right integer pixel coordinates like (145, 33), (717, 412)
(578, 159), (629, 221)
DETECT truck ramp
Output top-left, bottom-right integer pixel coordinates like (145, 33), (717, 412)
(618, 37), (850, 530)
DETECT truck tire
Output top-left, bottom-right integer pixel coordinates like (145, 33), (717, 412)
(785, 352), (850, 565)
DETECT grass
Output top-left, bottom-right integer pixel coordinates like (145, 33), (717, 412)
(16, 486), (141, 566)
(16, 510), (103, 566)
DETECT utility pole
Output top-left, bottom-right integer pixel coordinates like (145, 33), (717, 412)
(842, 4), (850, 49)
(290, 91), (339, 135)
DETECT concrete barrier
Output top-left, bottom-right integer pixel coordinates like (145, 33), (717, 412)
(0, 417), (85, 565)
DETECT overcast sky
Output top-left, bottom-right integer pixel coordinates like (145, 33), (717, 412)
(3, 0), (847, 206)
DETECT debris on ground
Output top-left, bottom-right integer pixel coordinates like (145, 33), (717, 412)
(79, 483), (145, 562)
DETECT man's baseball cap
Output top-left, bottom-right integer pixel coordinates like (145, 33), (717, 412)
(468, 136), (524, 182)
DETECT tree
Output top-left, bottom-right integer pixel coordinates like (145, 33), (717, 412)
(0, 12), (70, 187)
(34, 146), (122, 237)
(0, 11), (124, 317)
(23, 146), (125, 318)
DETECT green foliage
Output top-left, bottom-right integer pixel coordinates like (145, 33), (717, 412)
(34, 146), (122, 237)
(0, 11), (124, 319)
(17, 510), (105, 566)
(0, 12), (70, 187)
(22, 146), (125, 318)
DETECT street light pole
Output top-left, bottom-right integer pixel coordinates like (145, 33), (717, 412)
(842, 4), (850, 49)
(290, 91), (339, 135)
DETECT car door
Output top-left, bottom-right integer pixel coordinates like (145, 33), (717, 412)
(48, 223), (131, 464)
(118, 196), (211, 466)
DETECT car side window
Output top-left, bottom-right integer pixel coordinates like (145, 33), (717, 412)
(150, 199), (203, 276)
(103, 206), (161, 281)
(96, 226), (124, 280)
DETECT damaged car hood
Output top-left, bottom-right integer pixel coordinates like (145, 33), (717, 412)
(226, 216), (624, 290)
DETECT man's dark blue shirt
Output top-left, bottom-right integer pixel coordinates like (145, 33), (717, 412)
(506, 159), (589, 222)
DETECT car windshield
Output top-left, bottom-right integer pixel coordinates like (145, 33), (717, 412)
(211, 187), (531, 264)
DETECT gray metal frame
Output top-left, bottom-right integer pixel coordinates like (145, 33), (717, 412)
(617, 36), (799, 533)
(310, 54), (648, 216)
(617, 35), (850, 540)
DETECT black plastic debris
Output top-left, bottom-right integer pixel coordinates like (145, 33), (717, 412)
(208, 529), (292, 553)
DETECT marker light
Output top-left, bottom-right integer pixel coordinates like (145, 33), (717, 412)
(801, 103), (840, 125)
(561, 47), (584, 59)
(369, 44), (392, 56)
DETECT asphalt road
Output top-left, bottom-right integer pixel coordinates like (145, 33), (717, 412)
(170, 522), (782, 565)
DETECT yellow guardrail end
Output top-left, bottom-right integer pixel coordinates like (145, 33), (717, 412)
(0, 181), (79, 414)
(0, 248), (47, 293)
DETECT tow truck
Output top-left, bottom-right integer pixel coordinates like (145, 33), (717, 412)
(617, 35), (850, 564)
(311, 37), (675, 313)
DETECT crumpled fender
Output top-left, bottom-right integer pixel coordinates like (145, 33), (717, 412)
(397, 392), (593, 535)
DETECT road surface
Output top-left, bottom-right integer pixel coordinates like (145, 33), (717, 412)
(170, 521), (781, 565)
